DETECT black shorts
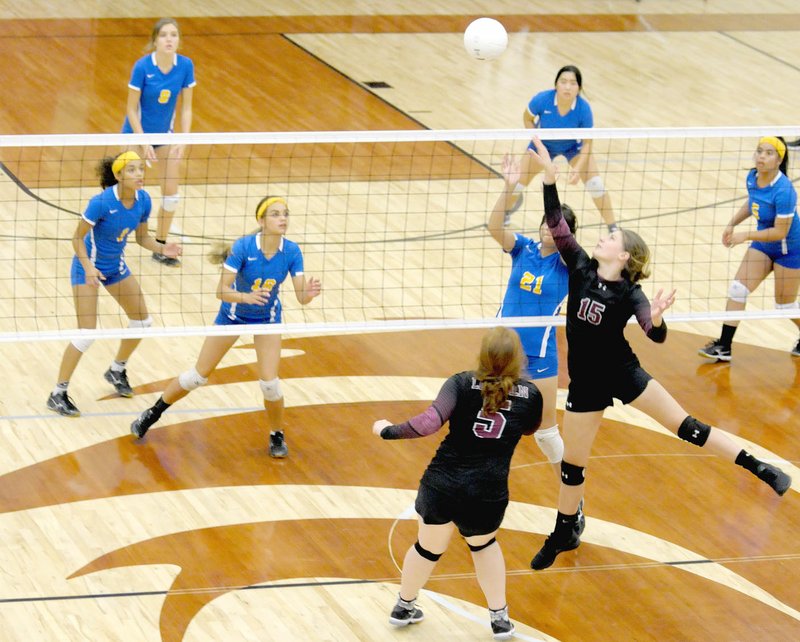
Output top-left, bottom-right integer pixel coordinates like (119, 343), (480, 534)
(566, 362), (652, 412)
(415, 482), (508, 537)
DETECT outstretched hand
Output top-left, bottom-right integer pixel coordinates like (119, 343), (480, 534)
(650, 287), (677, 323)
(528, 137), (557, 185)
(501, 154), (521, 188)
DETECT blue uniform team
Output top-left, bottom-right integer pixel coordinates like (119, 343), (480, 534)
(498, 233), (569, 378)
(216, 234), (305, 325)
(526, 87), (593, 162)
(123, 52), (196, 135)
(70, 186), (152, 287)
(745, 167), (800, 268)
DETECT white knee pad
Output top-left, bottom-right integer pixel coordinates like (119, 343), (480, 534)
(728, 280), (750, 304)
(534, 425), (564, 464)
(584, 175), (606, 199)
(128, 316), (153, 329)
(178, 368), (208, 391)
(162, 193), (180, 212)
(71, 337), (94, 353)
(776, 301), (799, 310)
(259, 378), (282, 402)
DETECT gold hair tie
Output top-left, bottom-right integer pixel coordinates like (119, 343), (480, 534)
(256, 197), (287, 220)
(112, 151), (142, 175)
(759, 136), (786, 161)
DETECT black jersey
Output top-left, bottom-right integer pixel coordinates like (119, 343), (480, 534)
(543, 184), (667, 381)
(419, 371), (542, 501)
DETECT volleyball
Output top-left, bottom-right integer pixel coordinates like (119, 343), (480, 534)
(463, 18), (508, 60)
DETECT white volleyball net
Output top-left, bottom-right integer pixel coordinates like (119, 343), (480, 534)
(0, 127), (798, 342)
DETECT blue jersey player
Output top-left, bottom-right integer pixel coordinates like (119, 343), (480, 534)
(506, 66), (617, 232)
(124, 18), (197, 266)
(699, 136), (800, 362)
(130, 196), (322, 459)
(47, 152), (183, 417)
(488, 154), (575, 483)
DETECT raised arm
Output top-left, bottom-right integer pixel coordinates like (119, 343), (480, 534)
(527, 137), (585, 268)
(632, 287), (673, 343)
(487, 154), (521, 251)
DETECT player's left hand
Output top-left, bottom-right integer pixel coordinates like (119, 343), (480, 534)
(650, 287), (677, 320)
(163, 242), (182, 258)
(501, 154), (521, 187)
(372, 419), (392, 436)
(304, 276), (322, 300)
(170, 144), (186, 160)
(567, 166), (581, 185)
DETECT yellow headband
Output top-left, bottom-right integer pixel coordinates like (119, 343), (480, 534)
(256, 197), (287, 220)
(112, 151), (142, 175)
(759, 136), (786, 160)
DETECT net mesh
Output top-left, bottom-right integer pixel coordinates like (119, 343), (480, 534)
(0, 127), (798, 341)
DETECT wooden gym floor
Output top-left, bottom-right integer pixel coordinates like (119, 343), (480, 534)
(0, 2), (798, 640)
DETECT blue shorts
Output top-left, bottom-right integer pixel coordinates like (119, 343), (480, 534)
(750, 241), (800, 269)
(214, 310), (282, 325)
(528, 140), (582, 162)
(70, 256), (131, 287)
(525, 352), (558, 380)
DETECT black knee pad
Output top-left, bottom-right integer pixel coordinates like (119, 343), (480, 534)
(414, 541), (442, 562)
(678, 416), (710, 447)
(467, 537), (496, 552)
(561, 461), (586, 486)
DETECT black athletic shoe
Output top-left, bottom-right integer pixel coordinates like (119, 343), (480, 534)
(131, 407), (159, 439)
(503, 192), (523, 227)
(697, 339), (732, 362)
(575, 499), (586, 537)
(489, 606), (515, 640)
(152, 251), (180, 267)
(530, 531), (581, 570)
(791, 338), (800, 357)
(269, 430), (288, 458)
(46, 391), (80, 417)
(389, 598), (424, 627)
(756, 462), (792, 496)
(104, 368), (133, 397)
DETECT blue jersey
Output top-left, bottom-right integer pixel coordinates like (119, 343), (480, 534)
(80, 185), (152, 269)
(745, 168), (800, 255)
(526, 89), (593, 157)
(217, 234), (304, 324)
(122, 53), (196, 134)
(498, 234), (569, 359)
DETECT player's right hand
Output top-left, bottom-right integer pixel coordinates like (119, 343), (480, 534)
(86, 267), (105, 287)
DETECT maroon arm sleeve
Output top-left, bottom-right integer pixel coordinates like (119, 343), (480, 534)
(632, 288), (668, 343)
(380, 376), (459, 440)
(543, 183), (584, 270)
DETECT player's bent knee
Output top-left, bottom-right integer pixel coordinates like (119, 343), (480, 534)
(259, 378), (282, 401)
(584, 175), (605, 198)
(467, 537), (496, 552)
(71, 338), (94, 353)
(677, 416), (711, 447)
(727, 280), (749, 304)
(560, 460), (586, 486)
(534, 425), (564, 464)
(128, 316), (153, 329)
(414, 541), (442, 562)
(161, 194), (180, 212)
(178, 368), (208, 391)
